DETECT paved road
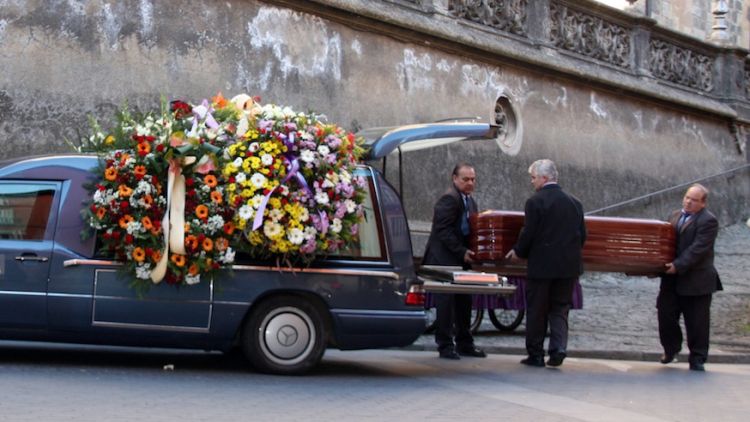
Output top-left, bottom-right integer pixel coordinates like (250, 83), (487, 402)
(0, 343), (749, 421)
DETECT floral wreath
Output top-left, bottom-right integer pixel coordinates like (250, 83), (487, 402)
(80, 94), (365, 287)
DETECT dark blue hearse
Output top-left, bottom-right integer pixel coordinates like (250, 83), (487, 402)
(0, 122), (501, 374)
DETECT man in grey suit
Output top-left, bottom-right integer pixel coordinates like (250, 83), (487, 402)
(506, 159), (586, 368)
(658, 183), (723, 371)
(423, 163), (486, 360)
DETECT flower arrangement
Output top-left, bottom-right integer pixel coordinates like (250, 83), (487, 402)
(79, 93), (365, 287)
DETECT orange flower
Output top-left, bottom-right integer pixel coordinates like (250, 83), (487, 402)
(134, 165), (147, 177)
(104, 167), (117, 181)
(170, 253), (186, 268)
(151, 249), (162, 263)
(188, 263), (200, 276)
(212, 92), (228, 108)
(195, 204), (209, 219)
(96, 207), (106, 220)
(119, 215), (134, 229)
(118, 184), (133, 197)
(210, 190), (223, 204)
(141, 216), (153, 231)
(185, 235), (198, 250)
(119, 153), (131, 166)
(132, 247), (146, 262)
(223, 222), (235, 235)
(202, 237), (214, 252)
(137, 142), (151, 154)
(204, 174), (218, 188)
(150, 225), (161, 236)
(215, 237), (228, 252)
(143, 194), (153, 207)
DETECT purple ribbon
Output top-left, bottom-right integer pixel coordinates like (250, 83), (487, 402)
(251, 131), (312, 231)
(191, 99), (219, 135)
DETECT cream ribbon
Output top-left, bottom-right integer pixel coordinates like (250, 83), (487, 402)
(151, 157), (196, 283)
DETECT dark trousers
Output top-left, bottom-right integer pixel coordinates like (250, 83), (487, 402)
(525, 277), (576, 357)
(434, 293), (474, 351)
(657, 289), (713, 364)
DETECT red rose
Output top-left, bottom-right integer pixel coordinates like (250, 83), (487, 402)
(124, 234), (134, 244)
(170, 100), (192, 119)
(156, 144), (165, 153)
(185, 178), (194, 187)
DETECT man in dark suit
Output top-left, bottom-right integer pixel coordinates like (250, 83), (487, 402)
(506, 159), (586, 368)
(658, 183), (722, 371)
(423, 163), (486, 360)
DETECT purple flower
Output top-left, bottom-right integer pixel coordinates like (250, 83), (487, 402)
(351, 223), (358, 235)
(334, 202), (347, 219)
(258, 119), (274, 132)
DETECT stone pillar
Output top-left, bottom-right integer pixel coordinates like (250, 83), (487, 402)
(631, 16), (657, 77)
(526, 0), (552, 46)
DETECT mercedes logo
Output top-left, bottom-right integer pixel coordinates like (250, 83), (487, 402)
(276, 325), (299, 346)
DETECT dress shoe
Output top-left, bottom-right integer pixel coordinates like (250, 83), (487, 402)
(659, 353), (677, 364)
(439, 348), (460, 360)
(547, 352), (566, 367)
(458, 346), (487, 358)
(520, 356), (545, 367)
(689, 362), (705, 371)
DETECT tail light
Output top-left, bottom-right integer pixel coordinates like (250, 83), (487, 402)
(405, 283), (425, 306)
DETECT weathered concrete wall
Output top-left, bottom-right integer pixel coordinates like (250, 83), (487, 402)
(1, 0), (748, 257)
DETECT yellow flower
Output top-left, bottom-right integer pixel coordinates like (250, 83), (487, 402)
(104, 135), (115, 145)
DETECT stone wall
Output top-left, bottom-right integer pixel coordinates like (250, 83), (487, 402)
(0, 0), (748, 257)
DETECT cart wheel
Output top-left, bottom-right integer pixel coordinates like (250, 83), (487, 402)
(470, 309), (484, 334)
(424, 308), (437, 334)
(489, 309), (525, 332)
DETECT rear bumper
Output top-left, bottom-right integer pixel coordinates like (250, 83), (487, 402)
(330, 309), (426, 350)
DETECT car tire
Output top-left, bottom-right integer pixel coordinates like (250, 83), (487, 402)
(488, 309), (525, 332)
(241, 295), (326, 375)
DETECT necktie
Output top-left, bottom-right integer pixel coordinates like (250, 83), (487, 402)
(677, 212), (690, 231)
(461, 195), (470, 236)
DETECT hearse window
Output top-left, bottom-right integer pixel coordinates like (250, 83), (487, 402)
(327, 174), (385, 260)
(0, 184), (55, 240)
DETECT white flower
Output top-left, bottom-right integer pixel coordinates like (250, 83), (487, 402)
(261, 154), (273, 166)
(287, 228), (304, 245)
(235, 172), (246, 184)
(126, 221), (142, 235)
(239, 204), (254, 221)
(250, 173), (267, 188)
(315, 191), (329, 205)
(345, 199), (357, 213)
(251, 195), (264, 208)
(300, 149), (315, 163)
(263, 221), (283, 238)
(326, 171), (340, 184)
(304, 226), (317, 240)
(220, 247), (235, 264)
(185, 274), (201, 285)
(299, 207), (309, 222)
(233, 157), (244, 168)
(268, 208), (284, 222)
(321, 179), (334, 189)
(249, 142), (260, 152)
(135, 265), (152, 280)
(206, 215), (225, 234)
(317, 145), (330, 156)
(331, 218), (342, 233)
(339, 170), (352, 184)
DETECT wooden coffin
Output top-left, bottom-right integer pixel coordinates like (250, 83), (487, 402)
(469, 210), (676, 276)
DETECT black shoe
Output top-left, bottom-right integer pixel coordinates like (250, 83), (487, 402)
(689, 362), (705, 371)
(520, 356), (545, 367)
(660, 353), (677, 364)
(547, 352), (566, 367)
(439, 348), (460, 360)
(458, 346), (487, 358)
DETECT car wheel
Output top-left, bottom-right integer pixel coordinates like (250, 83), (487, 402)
(488, 309), (525, 332)
(241, 296), (326, 375)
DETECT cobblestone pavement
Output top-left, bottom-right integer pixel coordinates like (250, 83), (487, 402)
(412, 222), (750, 364)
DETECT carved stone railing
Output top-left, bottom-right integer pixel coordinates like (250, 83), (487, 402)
(746, 62), (750, 100)
(447, 0), (528, 37)
(648, 37), (714, 92)
(440, 0), (746, 104)
(549, 1), (631, 69)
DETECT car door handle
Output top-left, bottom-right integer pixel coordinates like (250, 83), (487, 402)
(15, 254), (49, 263)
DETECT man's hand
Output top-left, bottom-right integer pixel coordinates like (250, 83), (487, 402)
(664, 262), (677, 274)
(464, 250), (475, 263)
(505, 249), (518, 261)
